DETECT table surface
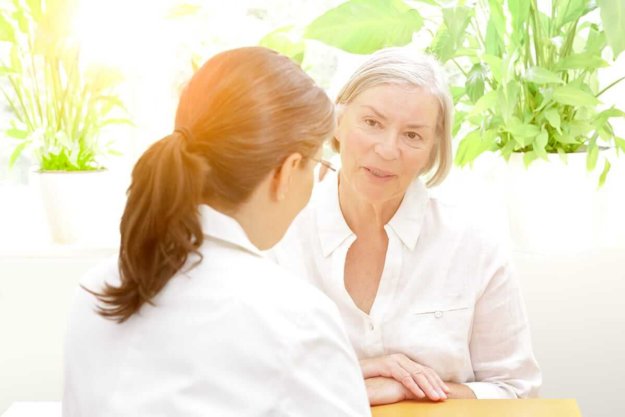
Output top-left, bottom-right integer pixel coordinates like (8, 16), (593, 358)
(3, 399), (581, 417)
(371, 399), (582, 417)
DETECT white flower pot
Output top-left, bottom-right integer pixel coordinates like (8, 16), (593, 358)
(505, 151), (625, 253)
(32, 169), (123, 245)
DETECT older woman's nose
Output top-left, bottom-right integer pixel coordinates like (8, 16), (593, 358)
(373, 133), (401, 160)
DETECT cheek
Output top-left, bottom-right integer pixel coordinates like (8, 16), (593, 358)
(339, 129), (369, 162)
(403, 145), (435, 177)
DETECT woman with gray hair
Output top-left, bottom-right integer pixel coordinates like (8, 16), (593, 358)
(273, 47), (541, 405)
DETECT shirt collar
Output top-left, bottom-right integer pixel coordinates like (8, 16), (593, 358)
(315, 172), (429, 256)
(315, 173), (355, 257)
(386, 179), (429, 251)
(199, 204), (264, 257)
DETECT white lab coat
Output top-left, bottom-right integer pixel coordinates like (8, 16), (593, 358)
(63, 204), (371, 417)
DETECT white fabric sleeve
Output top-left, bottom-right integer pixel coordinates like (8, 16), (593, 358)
(282, 299), (371, 417)
(467, 258), (542, 399)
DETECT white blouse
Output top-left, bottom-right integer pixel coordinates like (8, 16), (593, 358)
(273, 172), (542, 399)
(63, 205), (371, 417)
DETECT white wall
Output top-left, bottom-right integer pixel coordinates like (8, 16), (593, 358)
(0, 254), (112, 414)
(514, 249), (625, 417)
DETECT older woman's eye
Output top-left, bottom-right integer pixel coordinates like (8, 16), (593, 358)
(364, 118), (379, 127)
(403, 132), (423, 147)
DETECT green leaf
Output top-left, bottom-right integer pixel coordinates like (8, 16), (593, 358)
(469, 90), (498, 115)
(455, 129), (498, 166)
(508, 0), (529, 44)
(506, 117), (540, 147)
(259, 25), (305, 64)
(25, 0), (43, 21)
(567, 120), (594, 137)
(304, 0), (423, 54)
(429, 26), (455, 62)
(442, 6), (472, 49)
(544, 109), (561, 131)
(534, 129), (548, 159)
(483, 54), (503, 84)
(466, 63), (486, 103)
(500, 139), (515, 160)
(586, 143), (599, 171)
(485, 11), (504, 56)
(615, 137), (625, 154)
(0, 12), (16, 42)
(488, 0), (506, 41)
(555, 0), (591, 29)
(524, 66), (565, 85)
(552, 85), (600, 107)
(9, 141), (29, 168)
(452, 111), (466, 136)
(6, 128), (28, 139)
(499, 81), (521, 121)
(450, 86), (465, 103)
(598, 159), (611, 187)
(523, 151), (537, 168)
(597, 0), (625, 58)
(556, 52), (608, 71)
(585, 24), (606, 53)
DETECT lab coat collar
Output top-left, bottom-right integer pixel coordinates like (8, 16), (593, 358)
(199, 204), (265, 257)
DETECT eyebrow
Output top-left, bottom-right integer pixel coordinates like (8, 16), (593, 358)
(359, 105), (434, 129)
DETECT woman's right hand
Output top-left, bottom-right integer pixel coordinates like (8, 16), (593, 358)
(360, 354), (449, 401)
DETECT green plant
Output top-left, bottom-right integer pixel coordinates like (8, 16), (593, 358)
(259, 0), (426, 63)
(432, 0), (625, 186)
(0, 0), (131, 171)
(293, 0), (625, 185)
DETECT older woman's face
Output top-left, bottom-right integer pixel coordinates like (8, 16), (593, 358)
(336, 83), (439, 203)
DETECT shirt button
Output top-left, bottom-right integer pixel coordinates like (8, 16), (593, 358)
(434, 311), (443, 319)
(368, 322), (375, 331)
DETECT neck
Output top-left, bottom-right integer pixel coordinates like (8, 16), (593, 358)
(207, 188), (275, 251)
(337, 172), (403, 236)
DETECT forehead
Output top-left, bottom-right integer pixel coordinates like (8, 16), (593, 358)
(348, 83), (439, 125)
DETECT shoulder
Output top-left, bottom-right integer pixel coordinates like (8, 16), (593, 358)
(425, 190), (508, 256)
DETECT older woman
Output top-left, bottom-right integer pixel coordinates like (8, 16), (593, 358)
(273, 48), (541, 405)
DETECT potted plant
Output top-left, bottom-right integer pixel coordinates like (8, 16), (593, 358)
(0, 0), (131, 244)
(423, 0), (625, 251)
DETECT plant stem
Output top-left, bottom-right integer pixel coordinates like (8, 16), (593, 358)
(452, 58), (469, 77)
(529, 0), (542, 67)
(596, 75), (625, 98)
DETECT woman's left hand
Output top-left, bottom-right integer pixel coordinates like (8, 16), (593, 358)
(360, 354), (449, 401)
(365, 376), (413, 405)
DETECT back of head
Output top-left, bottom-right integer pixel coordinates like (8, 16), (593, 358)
(94, 47), (335, 323)
(334, 47), (453, 186)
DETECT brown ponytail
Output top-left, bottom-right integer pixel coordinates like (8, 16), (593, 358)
(90, 47), (335, 322)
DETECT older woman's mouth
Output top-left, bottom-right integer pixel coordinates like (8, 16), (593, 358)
(364, 166), (396, 180)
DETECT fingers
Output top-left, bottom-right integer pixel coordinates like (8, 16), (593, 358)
(399, 373), (426, 400)
(415, 371), (447, 401)
(362, 354), (449, 402)
(394, 355), (448, 402)
(431, 370), (451, 394)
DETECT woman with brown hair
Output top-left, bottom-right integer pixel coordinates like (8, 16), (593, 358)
(63, 47), (370, 417)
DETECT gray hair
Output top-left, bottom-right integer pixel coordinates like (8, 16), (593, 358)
(334, 47), (453, 187)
